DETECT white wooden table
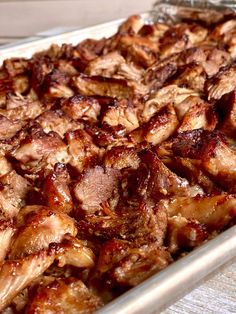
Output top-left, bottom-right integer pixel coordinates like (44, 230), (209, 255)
(0, 1), (235, 313)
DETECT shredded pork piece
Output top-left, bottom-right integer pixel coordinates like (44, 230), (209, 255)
(0, 12), (235, 313)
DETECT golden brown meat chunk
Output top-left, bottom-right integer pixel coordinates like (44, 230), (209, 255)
(26, 278), (103, 314)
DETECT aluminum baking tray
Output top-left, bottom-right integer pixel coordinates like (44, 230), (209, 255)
(0, 2), (236, 313)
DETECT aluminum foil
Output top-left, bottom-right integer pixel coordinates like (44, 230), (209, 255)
(152, 0), (236, 24)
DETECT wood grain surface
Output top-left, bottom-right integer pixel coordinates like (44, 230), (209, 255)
(0, 1), (235, 313)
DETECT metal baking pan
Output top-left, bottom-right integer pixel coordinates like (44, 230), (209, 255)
(0, 1), (236, 313)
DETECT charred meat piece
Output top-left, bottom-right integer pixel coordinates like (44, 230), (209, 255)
(61, 94), (102, 122)
(41, 163), (73, 213)
(172, 130), (236, 191)
(129, 150), (203, 203)
(129, 104), (178, 145)
(26, 278), (103, 314)
(78, 201), (167, 248)
(74, 166), (120, 213)
(177, 101), (217, 132)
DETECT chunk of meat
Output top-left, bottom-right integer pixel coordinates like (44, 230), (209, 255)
(26, 278), (103, 314)
(172, 130), (236, 191)
(42, 163), (73, 213)
(166, 216), (208, 254)
(162, 194), (236, 231)
(61, 95), (102, 122)
(109, 246), (172, 287)
(8, 206), (77, 259)
(72, 74), (134, 99)
(104, 146), (140, 170)
(0, 96), (43, 121)
(13, 125), (68, 172)
(171, 63), (206, 93)
(129, 150), (203, 203)
(160, 23), (207, 57)
(129, 104), (178, 145)
(0, 155), (12, 177)
(0, 115), (25, 140)
(142, 86), (199, 123)
(53, 235), (95, 269)
(85, 51), (125, 77)
(177, 102), (217, 132)
(206, 63), (236, 100)
(36, 110), (78, 138)
(66, 129), (102, 172)
(0, 170), (31, 219)
(74, 166), (120, 213)
(0, 250), (55, 311)
(102, 99), (139, 133)
(0, 220), (15, 261)
(78, 202), (167, 247)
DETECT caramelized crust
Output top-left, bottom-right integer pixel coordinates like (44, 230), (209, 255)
(0, 11), (235, 313)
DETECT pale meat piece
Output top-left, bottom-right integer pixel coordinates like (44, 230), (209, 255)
(85, 51), (125, 77)
(177, 102), (217, 132)
(53, 235), (95, 269)
(74, 166), (120, 213)
(26, 278), (103, 314)
(0, 250), (55, 311)
(142, 85), (199, 123)
(166, 216), (208, 254)
(172, 130), (236, 191)
(210, 19), (236, 58)
(0, 220), (15, 261)
(118, 15), (143, 34)
(72, 74), (134, 99)
(8, 206), (77, 259)
(13, 125), (69, 172)
(206, 63), (236, 100)
(0, 95), (43, 121)
(129, 104), (178, 145)
(0, 115), (25, 140)
(61, 94), (102, 122)
(36, 110), (79, 138)
(129, 150), (203, 203)
(102, 99), (139, 133)
(162, 194), (236, 231)
(0, 170), (31, 219)
(42, 163), (73, 213)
